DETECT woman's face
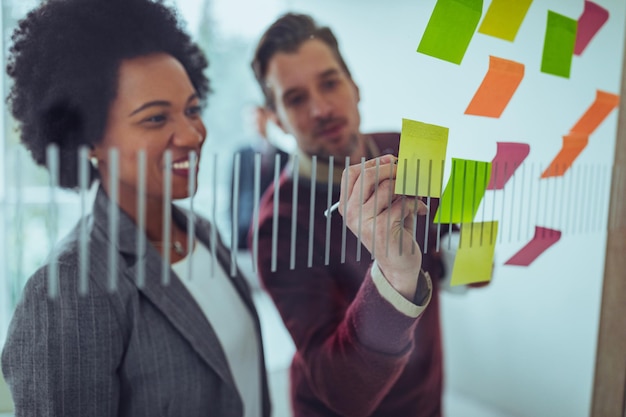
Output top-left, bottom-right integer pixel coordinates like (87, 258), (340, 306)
(92, 53), (206, 204)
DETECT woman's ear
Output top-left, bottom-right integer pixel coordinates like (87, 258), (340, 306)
(88, 146), (100, 169)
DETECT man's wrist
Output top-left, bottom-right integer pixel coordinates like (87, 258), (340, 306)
(414, 269), (432, 306)
(371, 261), (432, 317)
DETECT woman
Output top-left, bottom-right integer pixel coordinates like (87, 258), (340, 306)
(1, 0), (270, 416)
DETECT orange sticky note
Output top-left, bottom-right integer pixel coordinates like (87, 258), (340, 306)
(570, 89), (620, 135)
(465, 56), (525, 118)
(541, 133), (588, 178)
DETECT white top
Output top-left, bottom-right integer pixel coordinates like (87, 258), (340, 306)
(172, 241), (261, 417)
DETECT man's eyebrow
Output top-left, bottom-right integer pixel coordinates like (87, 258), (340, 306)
(319, 68), (339, 79)
(128, 93), (199, 116)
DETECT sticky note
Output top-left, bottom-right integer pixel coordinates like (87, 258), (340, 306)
(505, 226), (561, 266)
(465, 56), (525, 118)
(395, 118), (449, 198)
(478, 0), (533, 42)
(570, 90), (620, 135)
(451, 221), (498, 286)
(434, 158), (491, 223)
(541, 11), (577, 78)
(417, 0), (483, 65)
(541, 133), (588, 178)
(487, 142), (530, 189)
(575, 0), (609, 56)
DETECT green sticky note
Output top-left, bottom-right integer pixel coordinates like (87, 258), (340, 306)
(417, 0), (483, 65)
(395, 118), (449, 198)
(434, 158), (491, 223)
(478, 0), (533, 42)
(451, 221), (498, 286)
(541, 10), (577, 78)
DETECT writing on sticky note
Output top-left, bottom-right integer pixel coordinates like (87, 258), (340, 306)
(451, 221), (498, 286)
(417, 0), (483, 65)
(478, 0), (533, 42)
(434, 158), (491, 223)
(541, 11), (577, 78)
(395, 118), (449, 198)
(465, 56), (525, 118)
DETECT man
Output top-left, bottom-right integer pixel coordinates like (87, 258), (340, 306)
(251, 13), (448, 417)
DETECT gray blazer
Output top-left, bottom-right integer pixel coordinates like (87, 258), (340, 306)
(1, 187), (271, 417)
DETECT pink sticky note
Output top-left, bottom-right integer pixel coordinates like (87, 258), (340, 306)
(575, 0), (609, 56)
(504, 226), (561, 266)
(487, 142), (530, 190)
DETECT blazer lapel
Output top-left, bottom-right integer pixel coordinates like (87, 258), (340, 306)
(173, 208), (272, 417)
(91, 187), (237, 390)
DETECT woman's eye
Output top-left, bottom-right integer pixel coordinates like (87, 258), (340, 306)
(186, 105), (202, 117)
(143, 114), (166, 124)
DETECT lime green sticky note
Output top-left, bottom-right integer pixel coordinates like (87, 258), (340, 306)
(541, 11), (577, 78)
(434, 158), (491, 223)
(395, 118), (449, 198)
(417, 0), (483, 65)
(451, 221), (498, 286)
(478, 0), (533, 42)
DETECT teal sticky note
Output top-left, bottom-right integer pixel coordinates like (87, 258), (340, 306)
(434, 158), (491, 223)
(417, 0), (483, 65)
(541, 11), (577, 78)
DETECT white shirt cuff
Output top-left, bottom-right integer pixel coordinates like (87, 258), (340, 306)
(370, 261), (432, 318)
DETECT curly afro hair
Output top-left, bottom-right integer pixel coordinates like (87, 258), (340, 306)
(6, 0), (210, 189)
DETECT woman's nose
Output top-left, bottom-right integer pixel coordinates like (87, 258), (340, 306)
(173, 118), (206, 147)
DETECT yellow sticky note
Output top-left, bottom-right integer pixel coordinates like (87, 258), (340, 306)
(451, 221), (498, 286)
(478, 0), (533, 42)
(395, 118), (449, 198)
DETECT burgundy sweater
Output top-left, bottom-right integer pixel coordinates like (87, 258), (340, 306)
(255, 133), (445, 417)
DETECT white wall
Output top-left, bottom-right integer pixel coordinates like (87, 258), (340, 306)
(287, 0), (625, 416)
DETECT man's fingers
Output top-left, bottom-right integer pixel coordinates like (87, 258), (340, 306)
(339, 155), (397, 212)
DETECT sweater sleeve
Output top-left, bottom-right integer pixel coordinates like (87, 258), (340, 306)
(256, 191), (430, 416)
(370, 261), (432, 316)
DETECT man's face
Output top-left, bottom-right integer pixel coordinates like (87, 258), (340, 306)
(264, 39), (362, 161)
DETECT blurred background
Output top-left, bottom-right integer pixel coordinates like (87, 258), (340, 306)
(1, 0), (624, 416)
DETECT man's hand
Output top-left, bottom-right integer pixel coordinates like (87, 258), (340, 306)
(339, 154), (428, 300)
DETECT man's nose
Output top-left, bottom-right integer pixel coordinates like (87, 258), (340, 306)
(309, 91), (333, 119)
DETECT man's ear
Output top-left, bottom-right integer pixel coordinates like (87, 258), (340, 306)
(268, 108), (288, 134)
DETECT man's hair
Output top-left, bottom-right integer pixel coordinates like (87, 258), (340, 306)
(251, 13), (352, 111)
(6, 0), (210, 189)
